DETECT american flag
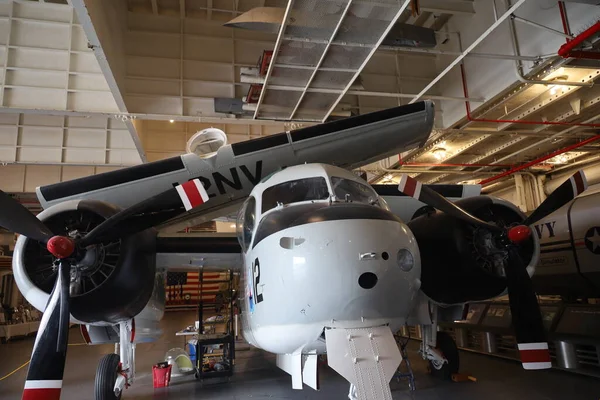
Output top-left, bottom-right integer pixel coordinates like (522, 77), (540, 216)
(166, 271), (230, 302)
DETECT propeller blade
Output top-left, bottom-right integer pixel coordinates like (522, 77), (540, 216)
(398, 174), (500, 231)
(523, 170), (587, 226)
(80, 178), (209, 246)
(504, 246), (551, 370)
(0, 190), (54, 243)
(22, 261), (71, 400)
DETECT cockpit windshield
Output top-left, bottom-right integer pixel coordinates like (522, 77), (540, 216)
(262, 177), (329, 213)
(331, 176), (379, 205)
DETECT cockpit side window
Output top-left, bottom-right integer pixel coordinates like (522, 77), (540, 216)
(331, 177), (379, 205)
(262, 177), (329, 213)
(236, 196), (256, 252)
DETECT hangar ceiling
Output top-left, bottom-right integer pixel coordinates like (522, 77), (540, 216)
(0, 0), (599, 208)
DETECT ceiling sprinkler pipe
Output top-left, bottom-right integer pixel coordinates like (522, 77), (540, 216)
(557, 21), (600, 59)
(478, 134), (600, 186)
(557, 1), (600, 60)
(504, 0), (592, 87)
(375, 168), (501, 175)
(400, 162), (515, 168)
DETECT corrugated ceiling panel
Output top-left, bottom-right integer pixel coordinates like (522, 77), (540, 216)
(257, 0), (406, 121)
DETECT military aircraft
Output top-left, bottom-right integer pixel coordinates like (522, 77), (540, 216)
(530, 182), (600, 300)
(1, 97), (590, 399)
(155, 164), (589, 399)
(2, 102), (435, 400)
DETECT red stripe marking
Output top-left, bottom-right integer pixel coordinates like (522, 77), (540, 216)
(22, 388), (61, 400)
(575, 241), (586, 247)
(170, 284), (221, 288)
(520, 349), (551, 363)
(181, 180), (204, 208)
(403, 177), (418, 197)
(80, 325), (91, 344)
(573, 171), (585, 195)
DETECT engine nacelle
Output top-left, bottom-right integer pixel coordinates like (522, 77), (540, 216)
(408, 196), (540, 305)
(13, 200), (157, 324)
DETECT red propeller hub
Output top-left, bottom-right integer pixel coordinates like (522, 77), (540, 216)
(47, 236), (75, 259)
(508, 225), (532, 244)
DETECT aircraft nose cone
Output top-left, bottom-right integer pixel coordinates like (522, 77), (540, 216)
(358, 272), (378, 289)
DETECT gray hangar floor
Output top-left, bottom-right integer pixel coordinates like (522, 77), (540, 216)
(1, 311), (598, 400)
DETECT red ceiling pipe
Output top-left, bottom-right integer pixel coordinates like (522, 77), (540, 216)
(558, 3), (600, 60)
(401, 162), (515, 167)
(557, 21), (600, 59)
(563, 50), (600, 60)
(479, 134), (600, 186)
(459, 64), (600, 128)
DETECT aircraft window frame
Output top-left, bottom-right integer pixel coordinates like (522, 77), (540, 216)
(236, 196), (257, 252)
(330, 176), (379, 205)
(261, 177), (330, 214)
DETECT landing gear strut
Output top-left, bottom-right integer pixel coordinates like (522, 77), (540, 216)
(427, 331), (459, 380)
(419, 311), (459, 380)
(94, 320), (135, 400)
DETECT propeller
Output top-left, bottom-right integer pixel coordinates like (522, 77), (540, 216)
(0, 191), (54, 243)
(0, 178), (208, 400)
(398, 170), (588, 370)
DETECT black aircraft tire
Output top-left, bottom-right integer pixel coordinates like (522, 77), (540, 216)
(95, 353), (122, 400)
(428, 331), (459, 380)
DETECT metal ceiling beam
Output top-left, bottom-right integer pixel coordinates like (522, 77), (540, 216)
(252, 0), (295, 119)
(325, 0), (476, 15)
(264, 84), (484, 102)
(414, 11), (433, 27)
(288, 0), (353, 120)
(71, 0), (147, 163)
(0, 106), (302, 126)
(417, 0), (475, 15)
(409, 0), (527, 104)
(281, 35), (542, 61)
(469, 108), (600, 175)
(366, 168), (501, 175)
(381, 46), (543, 61)
(191, 0), (474, 16)
(422, 75), (600, 182)
(430, 14), (451, 31)
(430, 99), (600, 184)
(322, 0), (412, 122)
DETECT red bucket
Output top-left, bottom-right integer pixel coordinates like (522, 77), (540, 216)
(152, 363), (172, 388)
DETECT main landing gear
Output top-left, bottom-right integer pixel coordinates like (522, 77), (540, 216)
(94, 320), (136, 400)
(419, 324), (459, 380)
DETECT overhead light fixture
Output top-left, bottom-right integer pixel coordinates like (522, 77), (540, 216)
(432, 148), (447, 160)
(547, 154), (569, 164)
(169, 119), (175, 123)
(230, 223), (236, 229)
(547, 75), (569, 96)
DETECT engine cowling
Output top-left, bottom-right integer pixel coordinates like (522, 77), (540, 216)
(13, 200), (157, 324)
(408, 195), (540, 305)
